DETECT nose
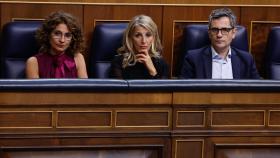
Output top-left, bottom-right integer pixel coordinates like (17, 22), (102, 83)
(59, 35), (66, 42)
(141, 36), (147, 43)
(217, 30), (223, 37)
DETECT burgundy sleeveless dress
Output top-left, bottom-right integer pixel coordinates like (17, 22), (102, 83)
(35, 52), (78, 78)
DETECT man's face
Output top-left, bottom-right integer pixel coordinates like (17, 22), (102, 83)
(208, 16), (236, 53)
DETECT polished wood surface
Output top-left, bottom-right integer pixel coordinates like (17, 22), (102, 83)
(0, 79), (280, 158)
(2, 0), (280, 5)
(241, 7), (280, 77)
(0, 3), (83, 27)
(0, 92), (172, 105)
(0, 83), (280, 158)
(0, 3), (280, 156)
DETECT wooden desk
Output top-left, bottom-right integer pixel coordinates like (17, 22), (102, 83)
(0, 79), (280, 158)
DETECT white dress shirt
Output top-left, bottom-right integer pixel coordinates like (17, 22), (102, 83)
(211, 46), (233, 79)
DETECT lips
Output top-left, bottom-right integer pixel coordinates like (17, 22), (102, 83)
(56, 44), (66, 48)
(215, 40), (224, 44)
(139, 46), (149, 50)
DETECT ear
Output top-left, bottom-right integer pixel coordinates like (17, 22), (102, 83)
(231, 27), (237, 39)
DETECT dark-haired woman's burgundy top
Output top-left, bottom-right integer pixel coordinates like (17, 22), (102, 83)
(35, 52), (77, 78)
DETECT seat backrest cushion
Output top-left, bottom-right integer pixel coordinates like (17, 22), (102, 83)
(0, 21), (41, 78)
(265, 26), (280, 79)
(182, 24), (248, 52)
(89, 23), (128, 78)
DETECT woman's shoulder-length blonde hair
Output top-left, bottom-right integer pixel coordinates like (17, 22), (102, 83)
(118, 15), (163, 68)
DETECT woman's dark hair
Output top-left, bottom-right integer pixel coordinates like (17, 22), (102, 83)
(36, 11), (85, 56)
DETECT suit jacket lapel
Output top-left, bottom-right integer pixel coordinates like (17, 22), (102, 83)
(231, 49), (241, 79)
(203, 47), (212, 79)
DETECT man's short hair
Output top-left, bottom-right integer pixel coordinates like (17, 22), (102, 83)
(208, 8), (237, 29)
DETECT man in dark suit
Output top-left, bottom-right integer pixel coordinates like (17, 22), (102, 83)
(180, 8), (260, 79)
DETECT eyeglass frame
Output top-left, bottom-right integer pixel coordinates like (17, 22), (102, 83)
(51, 30), (73, 41)
(208, 27), (234, 35)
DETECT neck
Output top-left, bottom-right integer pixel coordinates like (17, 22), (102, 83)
(215, 47), (229, 59)
(50, 49), (64, 56)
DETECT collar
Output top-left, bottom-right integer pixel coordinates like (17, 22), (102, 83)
(211, 46), (231, 60)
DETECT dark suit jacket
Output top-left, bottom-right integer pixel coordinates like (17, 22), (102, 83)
(180, 46), (260, 79)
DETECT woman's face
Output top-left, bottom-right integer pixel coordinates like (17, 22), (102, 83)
(49, 23), (72, 55)
(131, 26), (154, 54)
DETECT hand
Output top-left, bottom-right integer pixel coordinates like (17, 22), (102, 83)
(136, 51), (157, 76)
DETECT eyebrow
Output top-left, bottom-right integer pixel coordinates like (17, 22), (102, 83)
(53, 30), (71, 33)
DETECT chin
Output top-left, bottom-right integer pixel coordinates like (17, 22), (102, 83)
(215, 44), (226, 49)
(53, 50), (66, 55)
(139, 49), (148, 52)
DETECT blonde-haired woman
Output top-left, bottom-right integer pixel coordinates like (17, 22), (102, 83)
(109, 15), (168, 79)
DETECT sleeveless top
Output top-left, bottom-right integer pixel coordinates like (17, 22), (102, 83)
(35, 52), (78, 78)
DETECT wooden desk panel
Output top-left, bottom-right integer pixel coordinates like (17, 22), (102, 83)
(0, 92), (172, 105)
(0, 84), (279, 158)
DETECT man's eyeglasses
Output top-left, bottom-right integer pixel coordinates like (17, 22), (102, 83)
(209, 27), (234, 35)
(51, 30), (72, 41)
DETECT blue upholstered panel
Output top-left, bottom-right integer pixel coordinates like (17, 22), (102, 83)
(270, 65), (280, 79)
(0, 79), (128, 91)
(89, 23), (128, 78)
(0, 79), (280, 92)
(3, 60), (26, 78)
(265, 26), (280, 79)
(182, 25), (210, 52)
(127, 79), (280, 92)
(182, 24), (248, 52)
(175, 24), (249, 76)
(0, 21), (41, 78)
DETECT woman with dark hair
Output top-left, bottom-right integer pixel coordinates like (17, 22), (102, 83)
(26, 11), (88, 78)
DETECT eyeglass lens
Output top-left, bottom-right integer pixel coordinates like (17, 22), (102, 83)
(52, 31), (72, 40)
(210, 27), (233, 35)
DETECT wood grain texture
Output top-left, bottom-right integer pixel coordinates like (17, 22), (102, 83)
(57, 111), (112, 127)
(241, 7), (280, 78)
(0, 92), (172, 105)
(2, 0), (280, 5)
(0, 90), (279, 158)
(173, 92), (280, 104)
(0, 111), (52, 128)
(0, 3), (83, 27)
(174, 139), (204, 158)
(0, 3), (280, 157)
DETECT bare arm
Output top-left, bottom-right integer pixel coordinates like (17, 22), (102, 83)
(26, 57), (39, 79)
(74, 53), (88, 78)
